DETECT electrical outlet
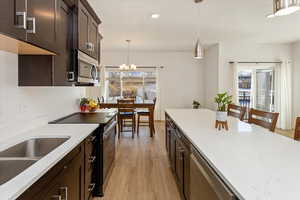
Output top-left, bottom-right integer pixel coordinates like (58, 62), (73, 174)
(19, 104), (29, 114)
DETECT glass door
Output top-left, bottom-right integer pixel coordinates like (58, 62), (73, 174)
(236, 66), (276, 119)
(255, 69), (275, 112)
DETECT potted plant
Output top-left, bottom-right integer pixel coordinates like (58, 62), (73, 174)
(192, 100), (201, 109)
(214, 92), (232, 122)
(79, 98), (89, 112)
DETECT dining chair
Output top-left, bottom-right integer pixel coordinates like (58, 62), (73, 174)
(294, 117), (300, 140)
(136, 97), (157, 136)
(117, 99), (136, 138)
(248, 108), (279, 132)
(227, 104), (247, 121)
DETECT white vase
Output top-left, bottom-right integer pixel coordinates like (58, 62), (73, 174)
(216, 111), (227, 122)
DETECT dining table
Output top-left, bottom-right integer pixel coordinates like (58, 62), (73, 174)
(99, 100), (156, 137)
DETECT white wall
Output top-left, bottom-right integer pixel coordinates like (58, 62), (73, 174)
(203, 44), (219, 110)
(292, 42), (300, 121)
(100, 51), (205, 120)
(218, 41), (292, 94)
(202, 41), (293, 110)
(0, 51), (84, 140)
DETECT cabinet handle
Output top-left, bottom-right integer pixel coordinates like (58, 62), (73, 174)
(88, 136), (96, 142)
(16, 12), (27, 29)
(88, 156), (96, 163)
(60, 187), (68, 200)
(88, 183), (96, 192)
(86, 42), (93, 51)
(26, 17), (36, 34)
(52, 195), (62, 200)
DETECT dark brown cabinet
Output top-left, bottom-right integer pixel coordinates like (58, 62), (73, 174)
(1, 0), (102, 86)
(77, 0), (100, 59)
(17, 133), (99, 200)
(166, 114), (190, 200)
(0, 0), (27, 41)
(175, 133), (190, 200)
(53, 0), (74, 86)
(26, 0), (57, 52)
(78, 1), (90, 55)
(0, 0), (58, 53)
(17, 141), (85, 200)
(18, 0), (73, 86)
(165, 113), (238, 200)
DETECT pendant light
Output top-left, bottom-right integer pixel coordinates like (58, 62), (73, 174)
(194, 39), (204, 59)
(120, 40), (137, 70)
(267, 0), (300, 18)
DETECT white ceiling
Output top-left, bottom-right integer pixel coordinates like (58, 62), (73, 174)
(88, 0), (300, 51)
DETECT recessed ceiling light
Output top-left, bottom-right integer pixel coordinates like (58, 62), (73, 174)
(151, 14), (160, 19)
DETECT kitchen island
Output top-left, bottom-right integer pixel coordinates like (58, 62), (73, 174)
(166, 109), (300, 200)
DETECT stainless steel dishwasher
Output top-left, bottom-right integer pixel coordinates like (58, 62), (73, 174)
(189, 148), (238, 200)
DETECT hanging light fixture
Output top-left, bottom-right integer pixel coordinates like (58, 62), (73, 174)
(194, 39), (204, 59)
(119, 40), (137, 70)
(267, 0), (300, 18)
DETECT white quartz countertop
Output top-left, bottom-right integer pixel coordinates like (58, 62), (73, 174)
(166, 109), (300, 200)
(0, 124), (98, 200)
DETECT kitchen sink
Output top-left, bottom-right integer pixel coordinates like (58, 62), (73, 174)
(0, 137), (70, 185)
(0, 159), (37, 185)
(0, 137), (70, 158)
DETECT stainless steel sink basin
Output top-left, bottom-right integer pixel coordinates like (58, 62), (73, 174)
(0, 137), (70, 158)
(0, 159), (37, 185)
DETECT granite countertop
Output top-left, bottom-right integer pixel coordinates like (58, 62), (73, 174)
(166, 108), (300, 200)
(0, 124), (98, 200)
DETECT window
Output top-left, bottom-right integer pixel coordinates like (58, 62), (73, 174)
(105, 69), (157, 101)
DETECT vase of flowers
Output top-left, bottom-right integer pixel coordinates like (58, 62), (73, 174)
(214, 92), (232, 122)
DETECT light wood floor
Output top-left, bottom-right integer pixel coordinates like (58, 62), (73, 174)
(94, 121), (181, 200)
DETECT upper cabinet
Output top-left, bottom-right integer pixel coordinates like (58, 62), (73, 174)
(10, 0), (103, 86)
(0, 0), (55, 55)
(77, 0), (101, 59)
(26, 0), (58, 53)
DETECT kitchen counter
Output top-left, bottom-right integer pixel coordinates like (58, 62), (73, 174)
(0, 124), (98, 200)
(50, 109), (117, 125)
(166, 109), (300, 200)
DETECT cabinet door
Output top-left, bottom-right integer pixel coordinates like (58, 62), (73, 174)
(89, 18), (98, 59)
(26, 0), (57, 52)
(78, 1), (90, 55)
(175, 139), (184, 188)
(53, 0), (73, 86)
(170, 130), (176, 172)
(0, 0), (27, 41)
(61, 153), (85, 200)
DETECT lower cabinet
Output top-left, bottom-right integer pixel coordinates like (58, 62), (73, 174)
(17, 134), (94, 200)
(165, 113), (238, 200)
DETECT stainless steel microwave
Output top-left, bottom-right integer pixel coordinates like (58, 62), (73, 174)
(68, 50), (99, 85)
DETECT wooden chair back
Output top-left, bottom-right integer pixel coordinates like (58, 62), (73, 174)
(294, 117), (300, 140)
(248, 108), (279, 132)
(227, 104), (246, 121)
(117, 99), (135, 113)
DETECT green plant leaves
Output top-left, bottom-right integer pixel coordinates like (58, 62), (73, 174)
(214, 92), (233, 111)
